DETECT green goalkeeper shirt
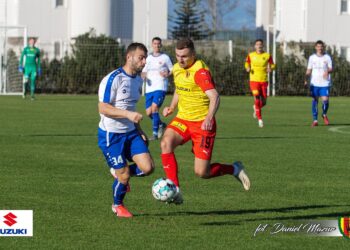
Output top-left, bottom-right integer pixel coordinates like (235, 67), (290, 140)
(19, 46), (41, 69)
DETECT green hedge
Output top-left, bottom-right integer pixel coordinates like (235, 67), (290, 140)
(9, 33), (349, 96)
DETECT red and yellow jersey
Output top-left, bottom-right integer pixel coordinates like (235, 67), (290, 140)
(245, 51), (275, 82)
(172, 60), (215, 121)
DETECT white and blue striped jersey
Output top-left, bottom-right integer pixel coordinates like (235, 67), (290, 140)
(142, 53), (173, 93)
(307, 53), (332, 87)
(98, 67), (143, 133)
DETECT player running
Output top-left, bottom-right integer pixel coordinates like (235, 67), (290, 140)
(98, 43), (154, 218)
(19, 38), (41, 100)
(160, 38), (250, 205)
(245, 39), (275, 128)
(141, 37), (173, 140)
(304, 40), (333, 127)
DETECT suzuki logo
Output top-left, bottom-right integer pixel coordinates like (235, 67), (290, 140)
(4, 213), (17, 227)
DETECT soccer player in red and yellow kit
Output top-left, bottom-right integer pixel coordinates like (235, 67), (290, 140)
(160, 38), (250, 204)
(245, 39), (275, 128)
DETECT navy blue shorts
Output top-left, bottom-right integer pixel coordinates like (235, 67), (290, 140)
(98, 128), (149, 169)
(145, 90), (166, 109)
(310, 86), (330, 97)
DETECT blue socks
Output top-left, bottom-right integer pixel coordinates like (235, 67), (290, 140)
(152, 112), (161, 136)
(112, 164), (144, 206)
(312, 99), (318, 120)
(312, 99), (329, 120)
(129, 164), (145, 177)
(322, 100), (329, 116)
(112, 180), (127, 205)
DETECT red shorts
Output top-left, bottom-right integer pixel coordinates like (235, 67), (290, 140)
(167, 117), (216, 160)
(250, 81), (268, 98)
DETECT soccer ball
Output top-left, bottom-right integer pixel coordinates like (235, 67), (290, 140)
(152, 178), (177, 202)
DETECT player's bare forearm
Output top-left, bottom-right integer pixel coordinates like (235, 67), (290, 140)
(205, 89), (220, 120)
(98, 102), (142, 123)
(201, 89), (220, 130)
(163, 92), (178, 117)
(304, 69), (312, 85)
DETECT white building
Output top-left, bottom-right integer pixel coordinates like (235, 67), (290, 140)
(256, 0), (350, 60)
(0, 0), (168, 57)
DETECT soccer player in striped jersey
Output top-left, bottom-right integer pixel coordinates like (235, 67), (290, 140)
(245, 39), (275, 128)
(142, 37), (173, 140)
(160, 38), (250, 205)
(304, 40), (333, 127)
(98, 43), (154, 218)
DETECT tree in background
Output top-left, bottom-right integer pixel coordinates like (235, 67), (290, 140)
(40, 29), (124, 93)
(202, 0), (239, 33)
(170, 0), (210, 40)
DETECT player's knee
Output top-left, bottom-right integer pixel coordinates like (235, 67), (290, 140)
(117, 173), (130, 184)
(146, 109), (152, 117)
(114, 167), (129, 182)
(142, 162), (155, 175)
(160, 137), (172, 153)
(151, 104), (159, 113)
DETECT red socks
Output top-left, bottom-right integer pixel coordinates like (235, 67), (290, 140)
(161, 153), (234, 183)
(254, 98), (262, 120)
(161, 152), (179, 187)
(209, 163), (234, 177)
(210, 163), (233, 178)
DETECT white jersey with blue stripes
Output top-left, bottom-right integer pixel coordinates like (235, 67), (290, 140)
(142, 53), (173, 93)
(98, 67), (142, 133)
(307, 53), (332, 87)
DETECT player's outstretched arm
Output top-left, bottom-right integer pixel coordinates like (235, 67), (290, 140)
(163, 92), (179, 117)
(98, 102), (143, 123)
(201, 89), (220, 131)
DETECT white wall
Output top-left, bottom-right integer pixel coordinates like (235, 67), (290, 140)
(18, 0), (68, 42)
(133, 0), (168, 48)
(69, 0), (112, 38)
(272, 0), (350, 48)
(0, 0), (20, 26)
(306, 0), (350, 48)
(1, 0), (168, 52)
(256, 0), (274, 28)
(276, 0), (306, 42)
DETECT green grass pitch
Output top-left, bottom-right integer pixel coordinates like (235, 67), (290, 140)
(0, 95), (349, 249)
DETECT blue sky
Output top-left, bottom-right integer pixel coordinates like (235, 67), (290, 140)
(168, 0), (256, 30)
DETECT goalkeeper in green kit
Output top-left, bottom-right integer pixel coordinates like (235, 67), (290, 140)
(18, 38), (41, 100)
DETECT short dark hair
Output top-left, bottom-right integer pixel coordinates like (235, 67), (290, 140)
(255, 39), (264, 44)
(176, 38), (195, 52)
(126, 42), (148, 56)
(315, 40), (325, 46)
(152, 37), (162, 43)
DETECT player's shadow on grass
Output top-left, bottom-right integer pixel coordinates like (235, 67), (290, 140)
(201, 211), (350, 226)
(328, 124), (350, 126)
(174, 204), (345, 216)
(216, 136), (290, 140)
(140, 204), (348, 219)
(22, 134), (94, 137)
